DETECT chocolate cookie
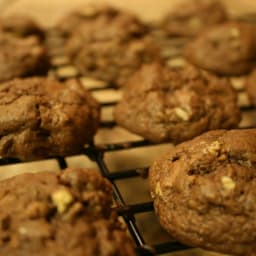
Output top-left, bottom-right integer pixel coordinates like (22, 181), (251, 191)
(162, 0), (228, 37)
(56, 4), (124, 38)
(245, 69), (256, 106)
(66, 10), (147, 59)
(66, 9), (158, 87)
(0, 77), (100, 160)
(69, 37), (159, 87)
(184, 22), (256, 75)
(0, 34), (49, 82)
(149, 129), (256, 255)
(0, 14), (45, 40)
(114, 62), (241, 143)
(0, 168), (135, 256)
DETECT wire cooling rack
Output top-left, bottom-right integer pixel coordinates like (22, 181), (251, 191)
(0, 19), (256, 255)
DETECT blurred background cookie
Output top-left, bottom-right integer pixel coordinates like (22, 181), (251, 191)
(184, 22), (256, 76)
(0, 34), (49, 82)
(161, 0), (228, 37)
(0, 14), (45, 40)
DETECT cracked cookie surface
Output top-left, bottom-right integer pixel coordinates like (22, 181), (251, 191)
(114, 62), (241, 143)
(56, 4), (139, 38)
(149, 129), (256, 255)
(0, 77), (100, 160)
(0, 168), (135, 256)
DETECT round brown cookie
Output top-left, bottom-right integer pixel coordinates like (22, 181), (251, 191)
(66, 9), (157, 87)
(0, 14), (45, 40)
(184, 22), (256, 76)
(69, 37), (159, 87)
(0, 33), (49, 82)
(149, 129), (256, 255)
(0, 168), (135, 256)
(162, 0), (228, 37)
(245, 69), (256, 106)
(0, 77), (100, 160)
(66, 10), (147, 59)
(114, 62), (241, 143)
(56, 4), (124, 38)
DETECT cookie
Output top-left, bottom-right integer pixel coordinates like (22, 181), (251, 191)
(66, 6), (147, 56)
(114, 62), (241, 143)
(56, 4), (123, 38)
(69, 37), (159, 87)
(0, 168), (135, 256)
(66, 9), (158, 87)
(184, 22), (256, 76)
(162, 0), (228, 37)
(0, 77), (100, 160)
(149, 129), (256, 255)
(245, 69), (256, 106)
(0, 14), (45, 40)
(0, 33), (49, 82)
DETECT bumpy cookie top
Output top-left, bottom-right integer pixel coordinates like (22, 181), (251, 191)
(150, 129), (256, 255)
(0, 77), (100, 160)
(162, 0), (228, 37)
(184, 22), (256, 75)
(58, 4), (146, 39)
(0, 168), (135, 256)
(115, 62), (241, 143)
(66, 7), (147, 59)
(65, 5), (157, 87)
(69, 36), (159, 87)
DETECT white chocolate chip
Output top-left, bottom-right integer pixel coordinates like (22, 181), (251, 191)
(155, 182), (163, 197)
(51, 188), (73, 214)
(174, 107), (190, 121)
(221, 176), (236, 191)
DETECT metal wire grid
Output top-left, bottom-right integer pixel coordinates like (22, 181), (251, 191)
(0, 21), (256, 255)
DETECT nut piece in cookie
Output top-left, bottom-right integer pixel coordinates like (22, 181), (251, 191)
(184, 22), (256, 75)
(149, 129), (256, 255)
(162, 0), (228, 37)
(0, 33), (49, 82)
(114, 62), (241, 143)
(0, 77), (100, 160)
(0, 168), (135, 255)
